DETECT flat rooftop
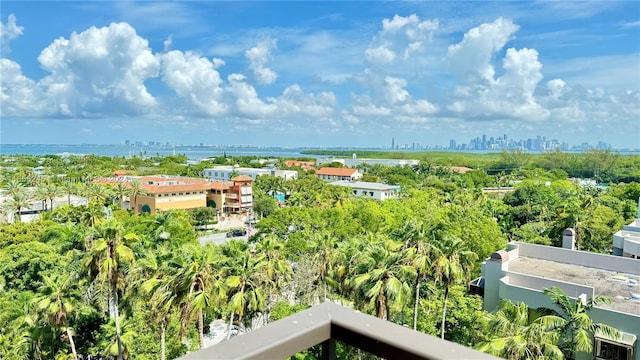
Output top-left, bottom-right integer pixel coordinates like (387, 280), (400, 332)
(509, 256), (640, 316)
(331, 180), (400, 190)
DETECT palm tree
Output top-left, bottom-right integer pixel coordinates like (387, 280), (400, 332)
(61, 181), (77, 206)
(35, 273), (80, 360)
(222, 240), (267, 338)
(83, 219), (139, 360)
(113, 182), (129, 209)
(310, 231), (337, 302)
(477, 299), (563, 359)
(254, 235), (292, 323)
(4, 177), (24, 195)
(80, 203), (106, 227)
(35, 183), (50, 211)
(7, 189), (32, 223)
(127, 180), (148, 213)
(166, 244), (226, 349)
(431, 235), (477, 339)
(83, 183), (109, 206)
(542, 286), (620, 359)
(394, 220), (433, 330)
(45, 183), (61, 211)
(352, 237), (415, 321)
(137, 248), (176, 360)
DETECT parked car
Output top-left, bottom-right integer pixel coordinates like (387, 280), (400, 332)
(226, 229), (247, 238)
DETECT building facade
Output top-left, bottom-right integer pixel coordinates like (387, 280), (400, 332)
(613, 200), (640, 259)
(95, 175), (253, 216)
(315, 167), (362, 182)
(203, 166), (297, 181)
(330, 181), (400, 201)
(478, 239), (639, 360)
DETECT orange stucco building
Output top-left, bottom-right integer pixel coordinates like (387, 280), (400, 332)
(95, 175), (253, 215)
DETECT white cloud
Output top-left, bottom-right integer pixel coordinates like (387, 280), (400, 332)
(160, 50), (226, 115)
(245, 39), (278, 85)
(268, 84), (336, 118)
(447, 17), (519, 82)
(546, 79), (566, 100)
(365, 14), (439, 65)
(621, 20), (640, 28)
(365, 45), (396, 64)
(449, 47), (548, 120)
(226, 73), (275, 118)
(1, 13), (24, 53)
(383, 76), (410, 104)
(0, 59), (44, 116)
(37, 22), (160, 117)
(352, 104), (391, 116)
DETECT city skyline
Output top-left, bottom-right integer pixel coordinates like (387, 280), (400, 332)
(1, 2), (639, 148)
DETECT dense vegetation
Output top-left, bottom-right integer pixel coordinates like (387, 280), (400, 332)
(0, 151), (637, 359)
(304, 148), (640, 182)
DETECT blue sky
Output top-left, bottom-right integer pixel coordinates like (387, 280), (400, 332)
(1, 1), (639, 148)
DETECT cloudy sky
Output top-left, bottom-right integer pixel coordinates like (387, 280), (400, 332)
(1, 1), (639, 148)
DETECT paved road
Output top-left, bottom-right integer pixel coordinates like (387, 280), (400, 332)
(198, 232), (248, 245)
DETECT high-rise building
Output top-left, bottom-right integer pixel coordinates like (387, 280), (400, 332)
(449, 139), (457, 150)
(391, 137), (395, 149)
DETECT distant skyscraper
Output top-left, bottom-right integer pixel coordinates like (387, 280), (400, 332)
(391, 137), (395, 149)
(449, 139), (456, 150)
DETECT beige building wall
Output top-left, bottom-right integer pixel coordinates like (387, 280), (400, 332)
(134, 194), (206, 214)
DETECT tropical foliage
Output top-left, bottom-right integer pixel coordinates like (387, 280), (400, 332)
(0, 151), (633, 359)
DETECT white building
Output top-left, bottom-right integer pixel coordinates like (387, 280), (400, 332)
(330, 181), (400, 201)
(613, 200), (640, 259)
(0, 189), (89, 223)
(315, 167), (362, 182)
(477, 238), (639, 360)
(203, 166), (297, 181)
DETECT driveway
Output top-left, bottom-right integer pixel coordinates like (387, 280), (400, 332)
(197, 215), (252, 245)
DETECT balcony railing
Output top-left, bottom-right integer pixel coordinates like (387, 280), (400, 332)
(178, 301), (498, 360)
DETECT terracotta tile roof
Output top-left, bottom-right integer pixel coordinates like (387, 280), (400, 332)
(211, 182), (233, 190)
(94, 175), (236, 194)
(315, 167), (358, 176)
(285, 160), (315, 167)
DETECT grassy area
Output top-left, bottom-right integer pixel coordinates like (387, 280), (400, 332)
(301, 150), (505, 168)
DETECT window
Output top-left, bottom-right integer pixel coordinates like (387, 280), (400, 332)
(595, 337), (635, 360)
(186, 192), (191, 195)
(171, 193), (176, 196)
(179, 192), (184, 195)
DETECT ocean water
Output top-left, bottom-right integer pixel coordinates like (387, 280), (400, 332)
(0, 144), (317, 160)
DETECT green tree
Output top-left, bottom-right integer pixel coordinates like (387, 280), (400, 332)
(542, 287), (620, 359)
(222, 240), (267, 337)
(477, 299), (563, 359)
(393, 220), (433, 330)
(45, 183), (61, 211)
(61, 181), (78, 206)
(35, 273), (81, 360)
(353, 237), (415, 321)
(83, 219), (139, 360)
(254, 235), (292, 323)
(127, 180), (149, 214)
(167, 244), (226, 350)
(6, 189), (31, 223)
(431, 236), (477, 339)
